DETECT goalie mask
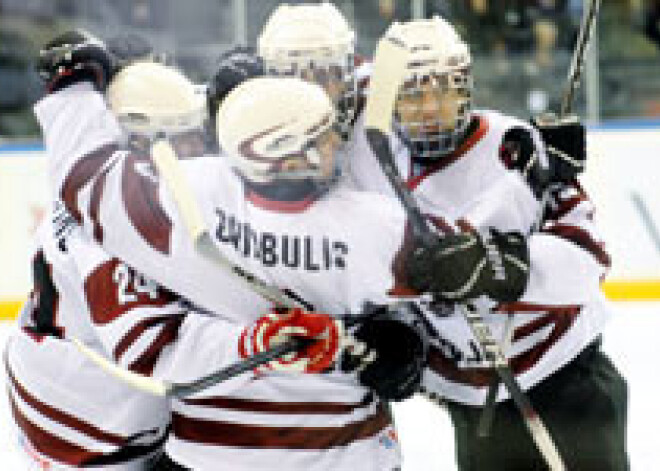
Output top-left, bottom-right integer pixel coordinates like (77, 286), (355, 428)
(107, 61), (206, 158)
(258, 2), (357, 140)
(216, 77), (339, 186)
(386, 17), (473, 160)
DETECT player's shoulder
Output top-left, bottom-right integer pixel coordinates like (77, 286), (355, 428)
(328, 184), (405, 222)
(478, 109), (536, 136)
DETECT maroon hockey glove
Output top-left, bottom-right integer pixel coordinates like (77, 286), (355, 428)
(239, 308), (343, 373)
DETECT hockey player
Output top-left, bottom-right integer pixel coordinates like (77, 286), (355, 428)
(353, 17), (628, 470)
(6, 57), (346, 470)
(257, 2), (366, 141)
(32, 30), (532, 470)
(4, 58), (210, 470)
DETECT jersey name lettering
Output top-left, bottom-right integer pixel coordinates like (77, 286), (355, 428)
(213, 208), (349, 271)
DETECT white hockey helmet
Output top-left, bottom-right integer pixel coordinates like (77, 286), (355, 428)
(107, 61), (206, 156)
(385, 17), (473, 160)
(216, 77), (338, 184)
(258, 3), (357, 139)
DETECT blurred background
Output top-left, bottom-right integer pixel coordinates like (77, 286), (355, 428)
(1, 0), (660, 140)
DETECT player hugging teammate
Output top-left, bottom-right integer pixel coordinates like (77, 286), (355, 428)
(5, 2), (627, 471)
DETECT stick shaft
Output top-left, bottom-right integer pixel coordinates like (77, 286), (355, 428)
(560, 0), (602, 117)
(364, 34), (565, 471)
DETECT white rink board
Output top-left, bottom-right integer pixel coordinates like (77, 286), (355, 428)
(582, 127), (660, 280)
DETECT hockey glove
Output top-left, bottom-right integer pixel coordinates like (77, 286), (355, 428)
(239, 308), (343, 373)
(341, 302), (429, 401)
(501, 127), (550, 199)
(406, 229), (530, 303)
(532, 114), (586, 183)
(37, 30), (114, 93)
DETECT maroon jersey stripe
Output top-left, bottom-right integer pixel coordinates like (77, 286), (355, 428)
(114, 314), (183, 361)
(542, 223), (611, 267)
(127, 314), (185, 376)
(545, 194), (588, 222)
(5, 359), (127, 446)
(182, 392), (374, 415)
(61, 144), (118, 223)
(426, 306), (580, 387)
(88, 161), (115, 243)
(172, 402), (390, 449)
(122, 154), (173, 254)
(8, 392), (106, 466)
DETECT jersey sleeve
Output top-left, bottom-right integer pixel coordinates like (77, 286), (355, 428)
(34, 82), (261, 316)
(518, 181), (610, 305)
(72, 242), (251, 395)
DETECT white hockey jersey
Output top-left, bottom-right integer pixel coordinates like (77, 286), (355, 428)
(35, 83), (410, 470)
(5, 202), (170, 469)
(347, 110), (615, 405)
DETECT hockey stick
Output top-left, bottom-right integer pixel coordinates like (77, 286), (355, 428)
(71, 336), (314, 398)
(560, 0), (602, 118)
(477, 312), (514, 437)
(479, 0), (603, 437)
(364, 36), (566, 471)
(150, 138), (311, 311)
(70, 139), (325, 397)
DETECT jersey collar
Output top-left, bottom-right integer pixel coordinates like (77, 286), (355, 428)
(407, 114), (489, 190)
(246, 189), (319, 213)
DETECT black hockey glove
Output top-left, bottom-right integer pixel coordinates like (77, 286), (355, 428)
(532, 114), (586, 183)
(406, 229), (530, 303)
(501, 127), (550, 199)
(341, 302), (429, 401)
(37, 30), (114, 93)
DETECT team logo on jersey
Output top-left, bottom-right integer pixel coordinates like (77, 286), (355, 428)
(378, 427), (399, 449)
(213, 208), (349, 271)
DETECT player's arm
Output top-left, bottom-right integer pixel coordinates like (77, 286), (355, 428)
(504, 117), (607, 305)
(34, 31), (256, 315)
(81, 254), (342, 393)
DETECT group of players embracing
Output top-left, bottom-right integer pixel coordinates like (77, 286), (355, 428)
(5, 3), (628, 470)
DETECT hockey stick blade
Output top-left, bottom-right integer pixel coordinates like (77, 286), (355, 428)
(364, 36), (436, 245)
(72, 336), (312, 399)
(365, 33), (565, 471)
